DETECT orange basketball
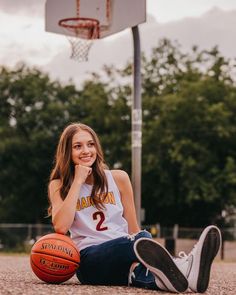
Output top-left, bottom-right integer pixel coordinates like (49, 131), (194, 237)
(30, 233), (80, 283)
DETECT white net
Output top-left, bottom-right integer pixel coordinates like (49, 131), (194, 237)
(66, 36), (93, 62)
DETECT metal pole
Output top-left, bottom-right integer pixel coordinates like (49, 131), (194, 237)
(131, 26), (142, 226)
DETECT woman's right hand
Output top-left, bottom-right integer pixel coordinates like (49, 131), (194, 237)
(74, 164), (92, 184)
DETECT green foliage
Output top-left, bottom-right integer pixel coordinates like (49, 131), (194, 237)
(0, 39), (236, 227)
(140, 41), (236, 226)
(0, 64), (130, 223)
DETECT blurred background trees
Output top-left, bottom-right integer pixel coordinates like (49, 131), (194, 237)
(0, 39), (236, 227)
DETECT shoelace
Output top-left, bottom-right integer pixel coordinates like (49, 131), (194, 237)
(129, 271), (136, 285)
(128, 263), (149, 286)
(173, 251), (188, 263)
(175, 241), (198, 261)
(178, 251), (188, 258)
(128, 263), (138, 285)
(127, 233), (136, 241)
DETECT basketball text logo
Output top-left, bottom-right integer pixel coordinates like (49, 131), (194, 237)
(76, 191), (116, 211)
(39, 257), (70, 271)
(41, 243), (73, 257)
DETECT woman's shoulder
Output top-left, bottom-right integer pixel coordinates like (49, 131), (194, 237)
(49, 178), (61, 192)
(110, 169), (130, 183)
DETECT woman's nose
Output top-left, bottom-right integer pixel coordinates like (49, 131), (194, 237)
(82, 145), (89, 153)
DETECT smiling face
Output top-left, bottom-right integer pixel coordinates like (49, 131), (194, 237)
(71, 129), (97, 167)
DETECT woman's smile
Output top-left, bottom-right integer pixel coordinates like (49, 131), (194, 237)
(72, 130), (97, 166)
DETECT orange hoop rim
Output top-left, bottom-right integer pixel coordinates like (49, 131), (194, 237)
(59, 17), (99, 28)
(58, 17), (100, 38)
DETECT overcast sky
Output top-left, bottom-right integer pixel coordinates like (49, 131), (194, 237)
(148, 0), (236, 22)
(1, 0), (236, 86)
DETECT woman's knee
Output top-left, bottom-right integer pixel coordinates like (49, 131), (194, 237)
(134, 230), (152, 240)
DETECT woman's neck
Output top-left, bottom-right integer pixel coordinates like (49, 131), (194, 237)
(85, 174), (94, 185)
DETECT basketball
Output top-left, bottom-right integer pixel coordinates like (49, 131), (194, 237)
(30, 233), (80, 283)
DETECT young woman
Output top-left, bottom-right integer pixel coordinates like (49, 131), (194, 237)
(48, 122), (221, 293)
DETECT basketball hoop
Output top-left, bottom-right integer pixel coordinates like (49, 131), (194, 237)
(58, 17), (100, 62)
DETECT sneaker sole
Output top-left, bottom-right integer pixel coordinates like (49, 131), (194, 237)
(196, 227), (221, 293)
(134, 238), (189, 293)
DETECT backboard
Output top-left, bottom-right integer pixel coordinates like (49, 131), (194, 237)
(45, 0), (146, 39)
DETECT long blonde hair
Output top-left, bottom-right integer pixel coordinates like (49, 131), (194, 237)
(48, 123), (108, 215)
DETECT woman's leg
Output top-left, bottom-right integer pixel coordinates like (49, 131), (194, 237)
(76, 230), (157, 289)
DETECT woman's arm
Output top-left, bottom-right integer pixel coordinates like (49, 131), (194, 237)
(49, 165), (91, 234)
(111, 170), (141, 234)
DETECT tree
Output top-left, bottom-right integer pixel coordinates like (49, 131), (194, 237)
(140, 41), (236, 226)
(102, 40), (236, 226)
(0, 64), (74, 222)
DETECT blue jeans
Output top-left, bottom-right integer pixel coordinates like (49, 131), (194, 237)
(76, 231), (158, 290)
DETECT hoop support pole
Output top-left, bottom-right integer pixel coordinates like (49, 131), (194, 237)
(131, 26), (142, 227)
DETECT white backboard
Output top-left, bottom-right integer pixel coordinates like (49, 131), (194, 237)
(45, 0), (146, 38)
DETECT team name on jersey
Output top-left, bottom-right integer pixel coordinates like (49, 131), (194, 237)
(76, 191), (116, 211)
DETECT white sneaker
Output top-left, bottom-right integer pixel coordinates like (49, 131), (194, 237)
(134, 238), (189, 293)
(174, 225), (222, 293)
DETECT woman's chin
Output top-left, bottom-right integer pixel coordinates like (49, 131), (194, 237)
(79, 161), (93, 167)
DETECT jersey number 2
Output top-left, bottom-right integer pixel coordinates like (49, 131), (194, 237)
(93, 211), (108, 231)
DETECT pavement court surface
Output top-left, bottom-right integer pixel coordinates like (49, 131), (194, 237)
(0, 255), (235, 295)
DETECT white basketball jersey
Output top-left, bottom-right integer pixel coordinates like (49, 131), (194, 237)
(69, 170), (129, 250)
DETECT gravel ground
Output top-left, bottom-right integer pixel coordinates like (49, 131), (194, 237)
(0, 255), (235, 295)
